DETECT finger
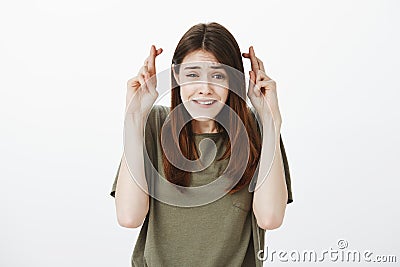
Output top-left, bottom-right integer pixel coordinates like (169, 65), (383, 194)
(249, 46), (260, 74)
(250, 71), (261, 97)
(255, 70), (267, 95)
(137, 73), (149, 92)
(147, 45), (163, 76)
(146, 45), (155, 76)
(257, 58), (265, 72)
(137, 72), (144, 85)
(258, 79), (276, 97)
(140, 60), (150, 79)
(247, 71), (255, 98)
(242, 46), (264, 73)
(243, 55), (264, 72)
(256, 70), (263, 83)
(258, 80), (276, 91)
(243, 49), (266, 72)
(257, 69), (272, 81)
(127, 77), (141, 89)
(144, 72), (157, 95)
(244, 55), (265, 73)
(143, 64), (148, 74)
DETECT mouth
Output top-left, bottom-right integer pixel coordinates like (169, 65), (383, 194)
(192, 98), (218, 107)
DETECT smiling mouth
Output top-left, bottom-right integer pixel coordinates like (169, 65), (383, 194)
(193, 99), (216, 105)
(191, 98), (219, 106)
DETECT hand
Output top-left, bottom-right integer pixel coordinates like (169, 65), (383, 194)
(125, 45), (163, 118)
(242, 46), (282, 128)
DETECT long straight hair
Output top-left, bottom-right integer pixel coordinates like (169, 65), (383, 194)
(161, 22), (262, 194)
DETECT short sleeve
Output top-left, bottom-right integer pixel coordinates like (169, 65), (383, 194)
(280, 134), (293, 204)
(110, 158), (122, 198)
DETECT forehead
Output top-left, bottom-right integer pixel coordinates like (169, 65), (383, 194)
(181, 63), (225, 71)
(182, 50), (219, 64)
(180, 51), (225, 71)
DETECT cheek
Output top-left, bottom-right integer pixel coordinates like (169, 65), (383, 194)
(179, 87), (187, 102)
(180, 86), (195, 101)
(216, 88), (229, 103)
(223, 91), (229, 102)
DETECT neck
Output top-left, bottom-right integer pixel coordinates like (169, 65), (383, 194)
(192, 120), (218, 134)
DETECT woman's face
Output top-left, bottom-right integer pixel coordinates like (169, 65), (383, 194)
(175, 50), (229, 121)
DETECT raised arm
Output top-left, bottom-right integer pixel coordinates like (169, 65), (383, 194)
(243, 46), (288, 230)
(114, 45), (163, 228)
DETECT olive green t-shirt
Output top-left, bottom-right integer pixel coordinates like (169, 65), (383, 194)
(110, 105), (293, 267)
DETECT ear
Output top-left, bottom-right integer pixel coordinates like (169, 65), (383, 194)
(172, 63), (181, 86)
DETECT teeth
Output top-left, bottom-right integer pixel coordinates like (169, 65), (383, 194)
(197, 100), (214, 105)
(193, 99), (215, 105)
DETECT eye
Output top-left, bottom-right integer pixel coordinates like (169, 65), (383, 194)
(212, 73), (225, 79)
(186, 73), (198, 78)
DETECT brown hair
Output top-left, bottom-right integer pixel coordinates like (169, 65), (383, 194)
(161, 22), (262, 194)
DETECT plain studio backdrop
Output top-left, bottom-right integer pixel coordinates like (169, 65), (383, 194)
(0, 0), (399, 266)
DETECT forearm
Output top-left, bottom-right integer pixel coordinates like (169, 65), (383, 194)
(115, 115), (149, 228)
(253, 126), (288, 230)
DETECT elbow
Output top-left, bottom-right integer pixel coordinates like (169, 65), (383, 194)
(258, 218), (283, 230)
(256, 212), (285, 230)
(114, 196), (149, 229)
(117, 216), (144, 228)
(253, 197), (288, 230)
(116, 207), (148, 229)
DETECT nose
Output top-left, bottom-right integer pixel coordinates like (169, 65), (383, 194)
(197, 80), (213, 95)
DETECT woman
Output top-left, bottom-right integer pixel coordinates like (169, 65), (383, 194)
(110, 22), (293, 267)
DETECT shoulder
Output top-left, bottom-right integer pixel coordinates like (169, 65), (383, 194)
(145, 105), (170, 128)
(144, 105), (170, 136)
(148, 105), (170, 121)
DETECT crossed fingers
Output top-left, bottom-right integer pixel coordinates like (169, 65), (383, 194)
(242, 46), (274, 96)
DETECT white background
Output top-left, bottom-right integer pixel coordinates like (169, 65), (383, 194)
(1, 0), (399, 266)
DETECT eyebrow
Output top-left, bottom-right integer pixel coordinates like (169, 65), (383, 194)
(183, 65), (225, 70)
